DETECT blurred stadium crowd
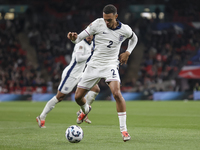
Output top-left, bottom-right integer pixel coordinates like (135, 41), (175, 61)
(0, 0), (200, 96)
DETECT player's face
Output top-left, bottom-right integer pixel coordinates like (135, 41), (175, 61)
(103, 13), (118, 29)
(86, 35), (93, 43)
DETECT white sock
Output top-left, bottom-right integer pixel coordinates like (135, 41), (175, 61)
(80, 102), (89, 114)
(85, 91), (99, 105)
(79, 91), (98, 113)
(40, 96), (59, 120)
(118, 112), (127, 132)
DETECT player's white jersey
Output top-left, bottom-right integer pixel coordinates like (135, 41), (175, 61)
(64, 39), (93, 79)
(85, 18), (133, 67)
(58, 39), (92, 93)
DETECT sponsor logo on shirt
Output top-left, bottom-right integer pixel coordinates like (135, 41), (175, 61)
(103, 32), (108, 34)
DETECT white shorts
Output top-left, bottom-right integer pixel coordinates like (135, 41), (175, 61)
(77, 65), (120, 90)
(58, 67), (81, 94)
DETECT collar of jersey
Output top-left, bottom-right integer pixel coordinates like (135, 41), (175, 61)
(84, 39), (92, 45)
(109, 19), (122, 30)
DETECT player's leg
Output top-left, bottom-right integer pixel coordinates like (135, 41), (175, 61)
(107, 81), (131, 142)
(36, 92), (63, 128)
(75, 87), (92, 124)
(39, 91), (65, 120)
(107, 81), (126, 118)
(77, 84), (100, 123)
(36, 75), (79, 128)
(75, 87), (89, 112)
(77, 84), (100, 111)
(85, 84), (100, 105)
(75, 66), (100, 124)
(75, 65), (99, 112)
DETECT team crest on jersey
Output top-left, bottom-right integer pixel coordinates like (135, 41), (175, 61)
(119, 35), (125, 41)
(79, 46), (83, 49)
(65, 87), (68, 91)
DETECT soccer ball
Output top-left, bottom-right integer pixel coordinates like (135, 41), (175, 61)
(65, 125), (84, 143)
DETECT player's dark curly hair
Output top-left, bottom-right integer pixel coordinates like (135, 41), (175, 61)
(103, 4), (117, 14)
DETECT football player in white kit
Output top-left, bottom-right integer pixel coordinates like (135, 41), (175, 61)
(67, 4), (138, 142)
(36, 35), (100, 128)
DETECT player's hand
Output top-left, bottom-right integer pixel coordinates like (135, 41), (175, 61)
(67, 32), (78, 41)
(119, 51), (130, 65)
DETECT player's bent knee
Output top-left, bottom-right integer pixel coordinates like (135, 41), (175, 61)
(56, 92), (66, 102)
(91, 85), (100, 93)
(74, 94), (81, 101)
(94, 86), (100, 93)
(112, 91), (122, 101)
(56, 96), (64, 102)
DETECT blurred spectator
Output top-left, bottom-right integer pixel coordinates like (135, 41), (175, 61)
(193, 82), (200, 91)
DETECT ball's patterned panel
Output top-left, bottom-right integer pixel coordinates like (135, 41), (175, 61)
(65, 125), (84, 143)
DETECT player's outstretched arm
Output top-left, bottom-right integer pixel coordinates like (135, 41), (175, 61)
(67, 30), (91, 44)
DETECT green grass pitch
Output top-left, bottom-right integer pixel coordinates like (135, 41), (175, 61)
(0, 101), (199, 150)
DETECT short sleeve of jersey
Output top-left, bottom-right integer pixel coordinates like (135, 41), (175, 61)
(124, 24), (133, 39)
(85, 19), (100, 35)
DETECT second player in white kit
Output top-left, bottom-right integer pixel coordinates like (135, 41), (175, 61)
(36, 35), (100, 128)
(58, 39), (93, 93)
